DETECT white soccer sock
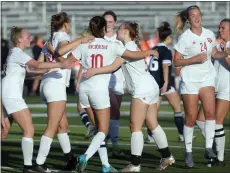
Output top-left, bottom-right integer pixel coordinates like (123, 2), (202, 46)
(205, 120), (215, 149)
(196, 120), (205, 138)
(109, 120), (119, 146)
(57, 133), (71, 154)
(151, 125), (168, 149)
(131, 131), (143, 156)
(85, 132), (106, 161)
(215, 124), (225, 161)
(36, 135), (53, 165)
(98, 141), (110, 167)
(22, 137), (34, 166)
(184, 125), (194, 152)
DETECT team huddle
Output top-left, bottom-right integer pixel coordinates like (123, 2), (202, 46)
(1, 5), (230, 173)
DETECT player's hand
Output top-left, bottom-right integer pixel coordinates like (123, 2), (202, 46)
(149, 49), (159, 58)
(47, 42), (55, 55)
(225, 47), (230, 58)
(1, 117), (10, 140)
(160, 82), (168, 94)
(60, 60), (74, 69)
(82, 68), (97, 78)
(25, 65), (32, 73)
(194, 52), (207, 63)
(80, 35), (95, 44)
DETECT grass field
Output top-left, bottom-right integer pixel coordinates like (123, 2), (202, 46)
(1, 95), (230, 173)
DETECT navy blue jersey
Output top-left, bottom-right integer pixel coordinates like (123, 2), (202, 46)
(148, 45), (173, 89)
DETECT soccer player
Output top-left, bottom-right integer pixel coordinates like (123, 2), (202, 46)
(196, 18), (230, 166)
(34, 12), (92, 172)
(174, 5), (230, 167)
(2, 26), (72, 173)
(66, 16), (158, 173)
(147, 21), (185, 142)
(83, 21), (174, 172)
(103, 11), (125, 156)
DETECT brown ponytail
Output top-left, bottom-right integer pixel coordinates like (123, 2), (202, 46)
(123, 22), (141, 49)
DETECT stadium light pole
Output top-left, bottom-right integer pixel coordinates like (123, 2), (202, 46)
(71, 15), (76, 37)
(42, 2), (46, 24)
(227, 1), (230, 18)
(211, 2), (216, 12)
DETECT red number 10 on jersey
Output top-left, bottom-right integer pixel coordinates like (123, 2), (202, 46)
(91, 54), (103, 68)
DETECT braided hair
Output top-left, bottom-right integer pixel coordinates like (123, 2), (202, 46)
(50, 12), (70, 43)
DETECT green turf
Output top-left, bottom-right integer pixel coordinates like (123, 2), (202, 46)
(2, 95), (230, 172)
(2, 115), (230, 173)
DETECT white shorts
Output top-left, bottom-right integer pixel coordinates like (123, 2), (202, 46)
(2, 98), (28, 114)
(79, 90), (110, 109)
(161, 86), (176, 96)
(40, 80), (67, 103)
(216, 92), (230, 101)
(134, 92), (159, 105)
(180, 77), (215, 95)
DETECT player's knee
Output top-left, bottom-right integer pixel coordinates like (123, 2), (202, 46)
(185, 117), (196, 127)
(205, 110), (215, 120)
(23, 124), (34, 137)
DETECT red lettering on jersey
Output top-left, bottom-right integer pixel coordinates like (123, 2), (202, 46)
(207, 38), (212, 43)
(88, 45), (108, 49)
(91, 54), (103, 68)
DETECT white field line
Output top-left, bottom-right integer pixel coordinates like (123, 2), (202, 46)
(3, 138), (230, 151)
(32, 124), (230, 132)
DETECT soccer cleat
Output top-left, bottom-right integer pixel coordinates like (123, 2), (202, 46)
(112, 145), (126, 158)
(204, 148), (217, 160)
(179, 134), (184, 142)
(155, 155), (175, 170)
(120, 164), (141, 172)
(77, 154), (88, 173)
(64, 155), (76, 171)
(102, 165), (118, 172)
(85, 125), (96, 139)
(207, 158), (225, 167)
(185, 152), (194, 168)
(144, 135), (155, 144)
(23, 165), (35, 173)
(35, 164), (54, 172)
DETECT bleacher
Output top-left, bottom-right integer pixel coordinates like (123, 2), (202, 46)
(1, 1), (229, 44)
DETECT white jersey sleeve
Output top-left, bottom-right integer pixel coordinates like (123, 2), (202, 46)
(71, 45), (82, 61)
(114, 43), (126, 57)
(174, 35), (188, 55)
(18, 51), (32, 64)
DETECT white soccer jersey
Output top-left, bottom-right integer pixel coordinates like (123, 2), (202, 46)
(71, 38), (126, 91)
(104, 34), (125, 92)
(122, 41), (159, 97)
(214, 41), (230, 94)
(174, 27), (217, 82)
(2, 47), (32, 99)
(41, 31), (71, 87)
